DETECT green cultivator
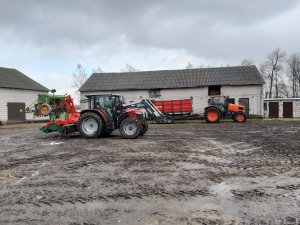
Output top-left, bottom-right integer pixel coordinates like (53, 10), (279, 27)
(26, 91), (80, 135)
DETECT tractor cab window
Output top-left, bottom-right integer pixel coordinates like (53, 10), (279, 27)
(114, 96), (125, 108)
(95, 96), (113, 109)
(209, 97), (225, 105)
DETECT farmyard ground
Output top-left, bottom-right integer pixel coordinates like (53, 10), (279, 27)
(0, 120), (299, 225)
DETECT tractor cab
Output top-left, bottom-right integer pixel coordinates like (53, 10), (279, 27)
(208, 96), (228, 112)
(85, 94), (125, 119)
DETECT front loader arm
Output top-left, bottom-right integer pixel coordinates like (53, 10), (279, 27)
(126, 99), (167, 123)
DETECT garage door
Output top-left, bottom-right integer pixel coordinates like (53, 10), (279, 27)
(283, 102), (293, 118)
(269, 102), (279, 118)
(7, 102), (26, 124)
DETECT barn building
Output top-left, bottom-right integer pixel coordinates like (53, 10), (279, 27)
(79, 65), (265, 117)
(0, 67), (49, 124)
(264, 98), (300, 118)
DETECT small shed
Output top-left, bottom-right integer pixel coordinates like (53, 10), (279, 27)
(264, 98), (300, 118)
(0, 67), (49, 124)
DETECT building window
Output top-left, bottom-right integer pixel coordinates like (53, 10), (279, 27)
(227, 98), (235, 104)
(149, 89), (161, 98)
(208, 86), (221, 96)
(264, 102), (267, 111)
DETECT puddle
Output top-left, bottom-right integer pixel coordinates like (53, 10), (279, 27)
(31, 171), (40, 177)
(42, 141), (64, 146)
(210, 182), (233, 199)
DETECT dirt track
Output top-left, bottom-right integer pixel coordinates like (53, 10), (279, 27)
(0, 120), (300, 225)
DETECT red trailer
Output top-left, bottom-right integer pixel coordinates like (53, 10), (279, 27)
(152, 98), (194, 123)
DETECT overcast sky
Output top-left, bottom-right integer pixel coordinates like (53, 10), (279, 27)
(1, 0), (300, 97)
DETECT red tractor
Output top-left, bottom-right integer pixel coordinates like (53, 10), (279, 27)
(78, 94), (148, 138)
(36, 94), (148, 139)
(204, 96), (247, 123)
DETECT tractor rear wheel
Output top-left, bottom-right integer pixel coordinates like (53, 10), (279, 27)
(119, 118), (141, 139)
(139, 121), (148, 136)
(233, 111), (247, 123)
(204, 108), (221, 123)
(78, 112), (103, 138)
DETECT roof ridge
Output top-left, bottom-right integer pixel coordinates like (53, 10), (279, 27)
(91, 65), (256, 76)
(79, 65), (264, 92)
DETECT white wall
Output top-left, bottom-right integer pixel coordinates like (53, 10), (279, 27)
(81, 84), (263, 116)
(0, 88), (48, 123)
(264, 99), (300, 118)
(222, 85), (264, 116)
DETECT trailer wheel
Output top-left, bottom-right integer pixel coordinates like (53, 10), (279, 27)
(139, 121), (148, 136)
(78, 112), (103, 138)
(204, 108), (221, 123)
(119, 118), (141, 139)
(166, 116), (174, 124)
(233, 111), (247, 123)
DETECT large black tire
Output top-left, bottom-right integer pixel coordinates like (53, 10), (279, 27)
(233, 111), (247, 123)
(139, 121), (148, 136)
(166, 116), (174, 124)
(119, 118), (141, 139)
(78, 112), (103, 138)
(204, 108), (221, 123)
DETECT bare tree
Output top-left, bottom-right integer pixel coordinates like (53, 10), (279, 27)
(287, 53), (300, 97)
(260, 48), (286, 98)
(278, 81), (289, 98)
(72, 64), (88, 90)
(92, 66), (104, 73)
(121, 64), (139, 72)
(186, 62), (194, 69)
(241, 58), (254, 66)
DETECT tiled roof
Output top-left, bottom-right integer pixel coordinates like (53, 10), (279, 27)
(0, 67), (49, 92)
(79, 65), (264, 92)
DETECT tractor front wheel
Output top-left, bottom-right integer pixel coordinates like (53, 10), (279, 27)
(233, 111), (247, 123)
(78, 112), (103, 138)
(139, 121), (148, 136)
(204, 108), (221, 123)
(119, 118), (141, 139)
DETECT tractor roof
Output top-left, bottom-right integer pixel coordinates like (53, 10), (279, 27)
(79, 65), (264, 92)
(85, 94), (122, 98)
(0, 67), (49, 92)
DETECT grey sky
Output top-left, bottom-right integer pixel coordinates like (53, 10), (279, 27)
(1, 0), (300, 96)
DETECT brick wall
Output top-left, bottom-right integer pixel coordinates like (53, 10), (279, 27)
(81, 84), (263, 116)
(0, 88), (48, 123)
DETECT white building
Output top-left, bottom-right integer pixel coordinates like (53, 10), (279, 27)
(79, 65), (265, 117)
(264, 98), (300, 118)
(0, 67), (49, 124)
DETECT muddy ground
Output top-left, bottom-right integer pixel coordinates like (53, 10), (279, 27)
(0, 120), (299, 225)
